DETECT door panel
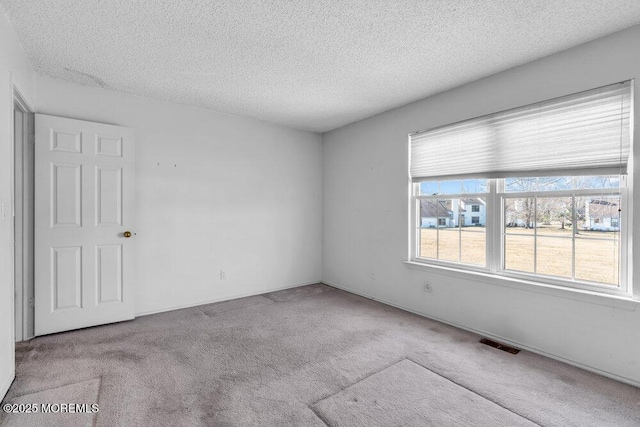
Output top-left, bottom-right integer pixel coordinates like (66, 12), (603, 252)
(35, 114), (135, 336)
(50, 163), (82, 228)
(51, 246), (82, 311)
(96, 166), (122, 226)
(96, 244), (123, 304)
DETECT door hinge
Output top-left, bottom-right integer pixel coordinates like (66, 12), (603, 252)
(28, 297), (34, 308)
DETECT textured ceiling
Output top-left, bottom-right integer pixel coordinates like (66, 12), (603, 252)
(3, 1), (640, 133)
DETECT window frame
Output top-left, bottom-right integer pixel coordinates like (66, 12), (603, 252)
(410, 177), (629, 297)
(413, 187), (492, 274)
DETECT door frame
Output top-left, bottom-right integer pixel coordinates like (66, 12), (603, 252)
(12, 85), (35, 342)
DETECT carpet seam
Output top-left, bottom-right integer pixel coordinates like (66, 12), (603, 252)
(93, 376), (103, 427)
(198, 297), (274, 319)
(2, 376), (103, 402)
(308, 357), (409, 408)
(308, 405), (332, 427)
(264, 285), (335, 304)
(261, 293), (280, 302)
(406, 357), (543, 427)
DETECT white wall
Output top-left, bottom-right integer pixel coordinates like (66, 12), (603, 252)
(323, 25), (640, 385)
(36, 76), (322, 316)
(0, 11), (35, 399)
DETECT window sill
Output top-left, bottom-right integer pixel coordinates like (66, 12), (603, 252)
(404, 260), (638, 312)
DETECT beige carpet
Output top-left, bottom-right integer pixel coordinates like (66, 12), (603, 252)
(2, 378), (100, 427)
(1, 284), (639, 426)
(311, 359), (536, 426)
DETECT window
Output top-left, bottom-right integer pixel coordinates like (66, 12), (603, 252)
(502, 176), (622, 286)
(418, 182), (488, 265)
(409, 81), (631, 295)
(415, 175), (625, 292)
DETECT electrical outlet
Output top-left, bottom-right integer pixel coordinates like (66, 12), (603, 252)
(370, 272), (376, 280)
(220, 270), (226, 280)
(423, 282), (432, 293)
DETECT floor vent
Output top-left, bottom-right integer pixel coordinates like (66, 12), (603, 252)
(480, 338), (520, 354)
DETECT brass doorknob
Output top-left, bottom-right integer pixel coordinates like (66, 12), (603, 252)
(123, 231), (132, 238)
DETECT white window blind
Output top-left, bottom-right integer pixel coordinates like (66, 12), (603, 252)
(410, 81), (632, 182)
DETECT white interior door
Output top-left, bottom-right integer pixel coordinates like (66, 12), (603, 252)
(35, 114), (136, 336)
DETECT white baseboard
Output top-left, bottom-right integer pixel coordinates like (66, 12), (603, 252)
(135, 280), (322, 317)
(322, 281), (640, 389)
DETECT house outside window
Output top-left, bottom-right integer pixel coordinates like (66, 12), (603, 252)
(472, 205), (480, 212)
